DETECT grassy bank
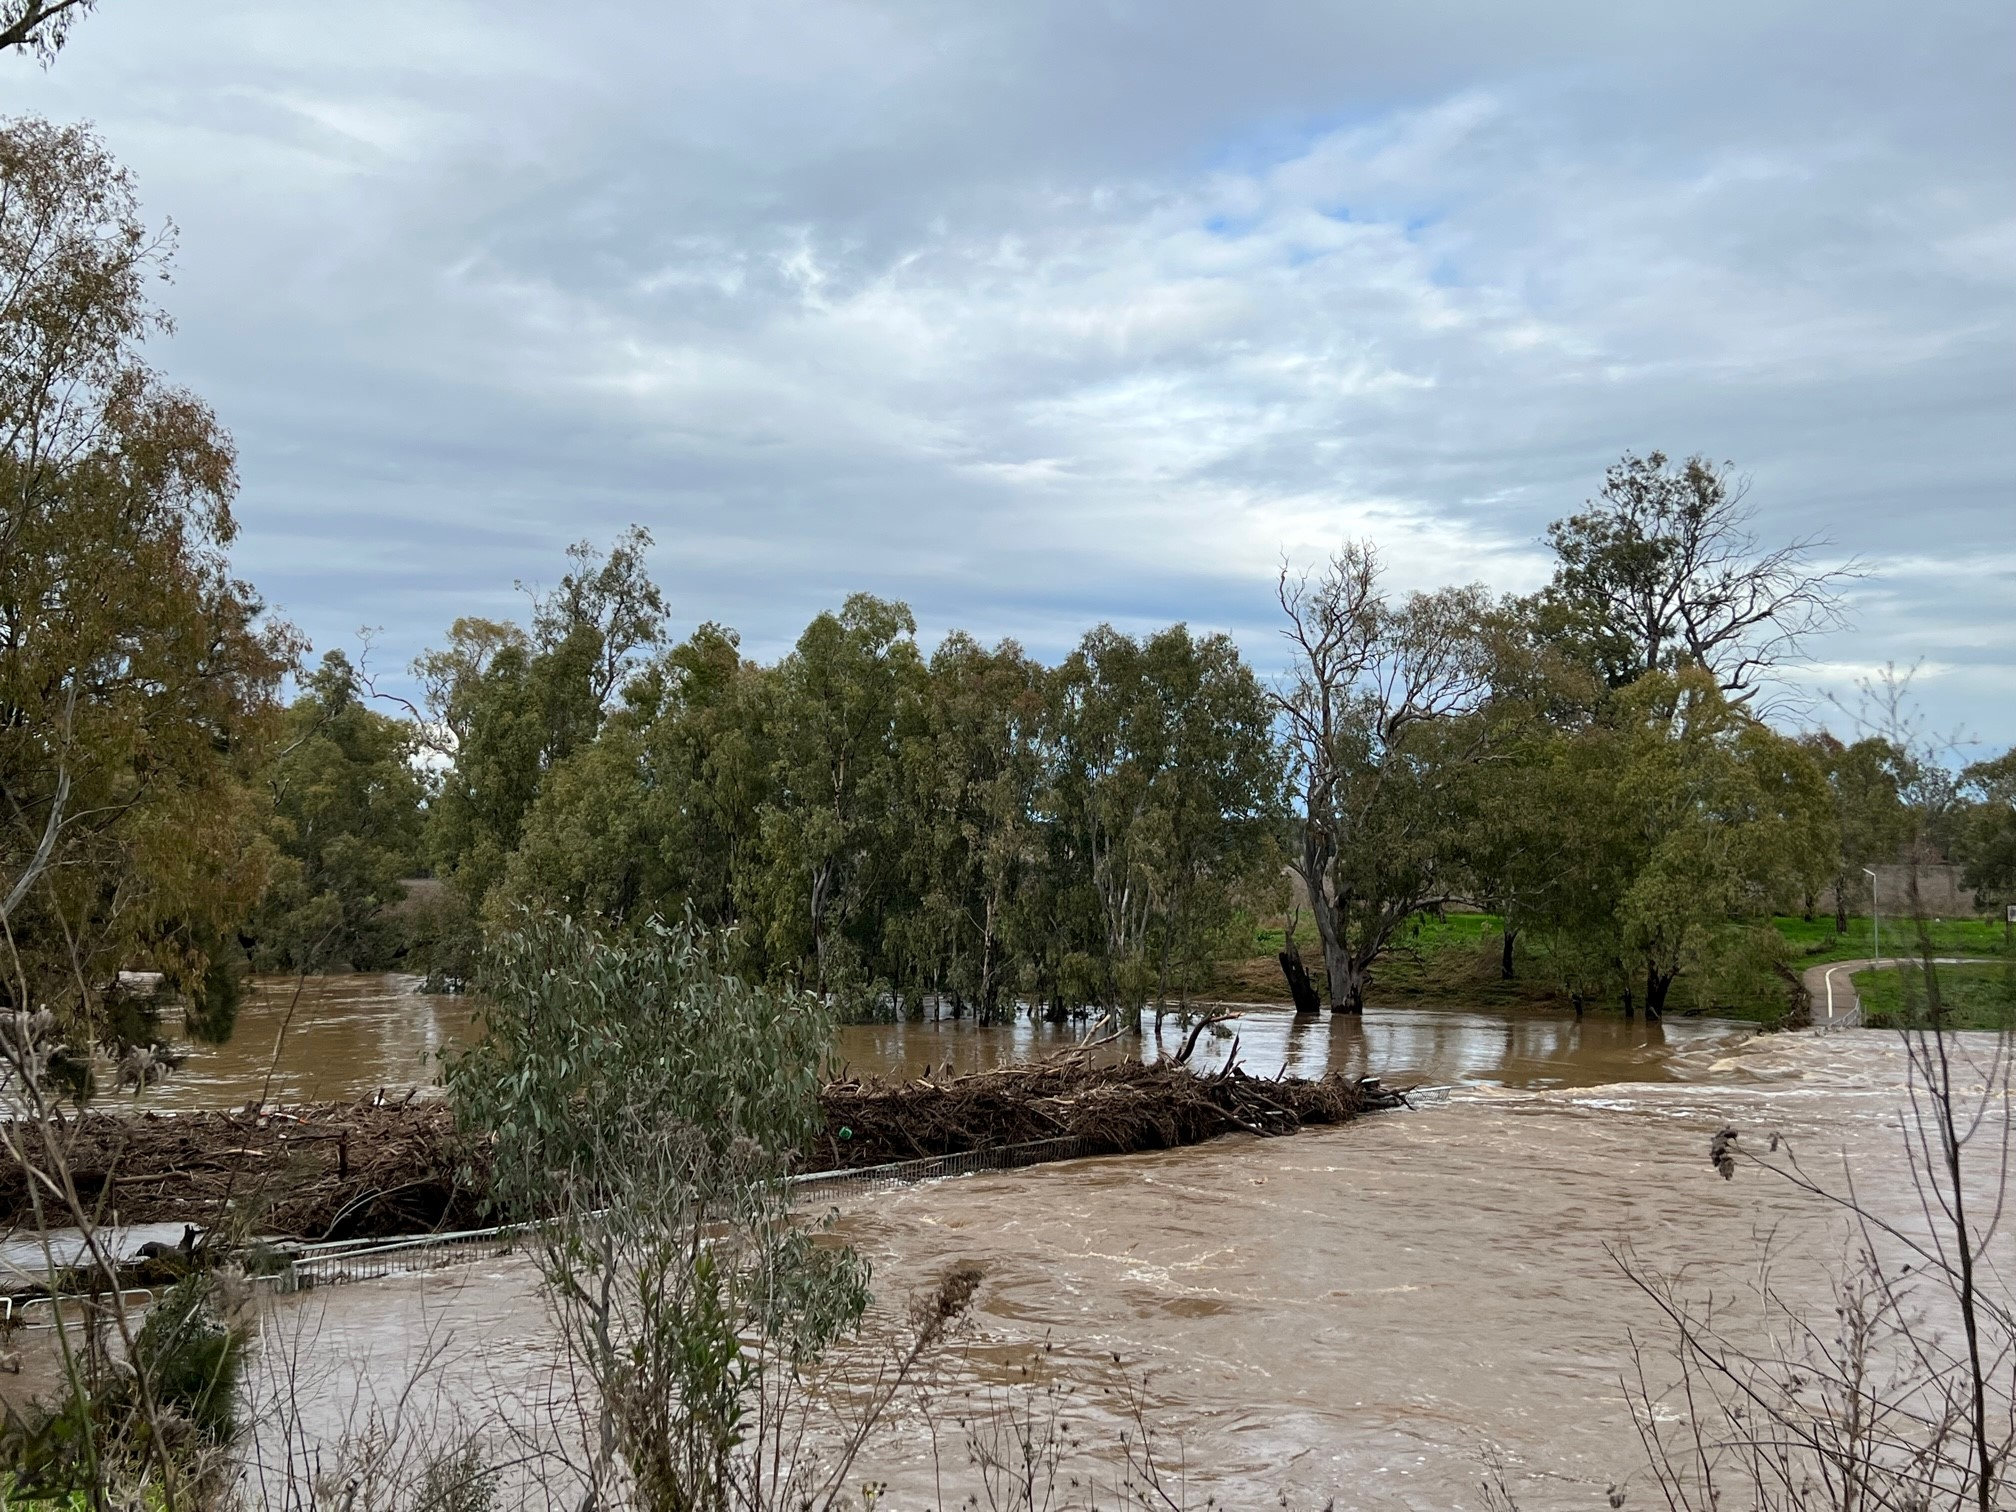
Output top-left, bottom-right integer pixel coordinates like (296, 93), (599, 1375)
(1776, 914), (2015, 965)
(1209, 912), (2013, 1021)
(1851, 961), (2016, 1031)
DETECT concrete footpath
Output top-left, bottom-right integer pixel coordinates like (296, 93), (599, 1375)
(1802, 956), (1994, 1026)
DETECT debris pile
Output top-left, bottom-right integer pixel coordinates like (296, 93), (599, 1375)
(0, 1063), (1402, 1243)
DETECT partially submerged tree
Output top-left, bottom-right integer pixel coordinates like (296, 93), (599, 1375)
(1273, 543), (1494, 1012)
(0, 118), (295, 1060)
(1542, 451), (1860, 705)
(1040, 623), (1280, 1023)
(898, 631), (1047, 1021)
(247, 650), (427, 972)
(1590, 672), (1834, 1016)
(749, 594), (925, 997)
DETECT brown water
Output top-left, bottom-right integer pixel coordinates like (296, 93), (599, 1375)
(145, 973), (1742, 1111)
(85, 981), (2008, 1505)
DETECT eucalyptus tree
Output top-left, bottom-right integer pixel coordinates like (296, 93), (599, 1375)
(1541, 451), (1859, 705)
(0, 119), (295, 1054)
(750, 594), (926, 995)
(249, 650), (426, 972)
(522, 524), (668, 706)
(1801, 731), (1915, 932)
(1958, 747), (2016, 945)
(1273, 543), (1495, 1013)
(496, 622), (772, 946)
(421, 528), (668, 917)
(426, 627), (602, 911)
(1561, 670), (1835, 1016)
(1042, 626), (1160, 1012)
(0, 0), (96, 58)
(898, 632), (1047, 1019)
(1130, 625), (1282, 1015)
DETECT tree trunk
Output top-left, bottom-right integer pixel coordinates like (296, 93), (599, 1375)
(1644, 964), (1672, 1019)
(1499, 927), (1517, 981)
(1834, 873), (1849, 935)
(1291, 838), (1360, 1014)
(1277, 941), (1322, 1014)
(1331, 960), (1367, 1014)
(1621, 986), (1635, 1020)
(1316, 924), (1361, 1014)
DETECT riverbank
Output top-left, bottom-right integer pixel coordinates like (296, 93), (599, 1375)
(1851, 959), (2016, 1029)
(1211, 912), (2016, 1021)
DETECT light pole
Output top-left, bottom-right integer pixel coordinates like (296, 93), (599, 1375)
(1863, 867), (1880, 963)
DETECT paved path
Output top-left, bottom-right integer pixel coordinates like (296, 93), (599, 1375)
(1802, 957), (1994, 1027)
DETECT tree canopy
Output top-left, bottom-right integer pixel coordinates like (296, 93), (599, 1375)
(0, 118), (295, 1063)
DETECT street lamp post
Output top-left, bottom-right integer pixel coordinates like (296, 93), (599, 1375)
(1863, 867), (1880, 963)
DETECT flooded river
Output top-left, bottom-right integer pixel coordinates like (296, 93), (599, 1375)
(146, 973), (1738, 1109)
(62, 981), (2012, 1506)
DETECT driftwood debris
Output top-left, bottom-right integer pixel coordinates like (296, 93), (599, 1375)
(1, 1062), (1404, 1244)
(814, 1060), (1394, 1172)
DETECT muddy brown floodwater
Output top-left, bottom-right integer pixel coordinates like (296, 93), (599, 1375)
(143, 973), (1740, 1110)
(87, 982), (2009, 1507)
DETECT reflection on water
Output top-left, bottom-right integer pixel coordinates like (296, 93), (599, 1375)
(144, 974), (478, 1111)
(147, 975), (1750, 1112)
(841, 1003), (1743, 1089)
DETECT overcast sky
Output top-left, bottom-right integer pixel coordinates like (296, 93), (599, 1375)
(10, 1), (2014, 745)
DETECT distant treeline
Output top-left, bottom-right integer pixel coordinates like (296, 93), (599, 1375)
(242, 458), (2016, 1025)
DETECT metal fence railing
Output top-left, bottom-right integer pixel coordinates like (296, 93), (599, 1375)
(5, 1111), (1411, 1321)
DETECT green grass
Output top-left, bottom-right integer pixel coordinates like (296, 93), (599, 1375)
(1852, 961), (2016, 1031)
(1249, 911), (1504, 959)
(1773, 914), (2015, 965)
(1222, 911), (2014, 1020)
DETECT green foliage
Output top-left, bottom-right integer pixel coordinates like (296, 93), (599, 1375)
(424, 528), (669, 929)
(748, 594), (926, 994)
(130, 1275), (246, 1445)
(246, 649), (426, 971)
(1958, 747), (2016, 920)
(0, 118), (296, 1054)
(0, 1275), (245, 1501)
(446, 911), (868, 1508)
(1536, 450), (1851, 703)
(1274, 543), (1499, 1011)
(484, 582), (1283, 1021)
(1469, 670), (1835, 1015)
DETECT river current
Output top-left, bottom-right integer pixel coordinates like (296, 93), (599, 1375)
(54, 979), (2016, 1506)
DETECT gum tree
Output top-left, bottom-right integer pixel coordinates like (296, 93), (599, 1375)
(1272, 543), (1495, 1013)
(0, 118), (295, 1057)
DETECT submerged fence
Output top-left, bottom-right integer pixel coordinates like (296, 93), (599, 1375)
(3, 1134), (1108, 1325)
(7, 1094), (1445, 1325)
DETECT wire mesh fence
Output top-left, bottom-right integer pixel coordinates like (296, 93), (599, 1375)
(245, 1135), (1105, 1299)
(6, 1108), (1413, 1321)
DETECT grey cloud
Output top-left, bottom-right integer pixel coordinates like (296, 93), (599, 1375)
(8, 0), (2012, 744)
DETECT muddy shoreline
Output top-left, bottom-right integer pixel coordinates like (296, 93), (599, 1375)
(1, 1062), (1396, 1249)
